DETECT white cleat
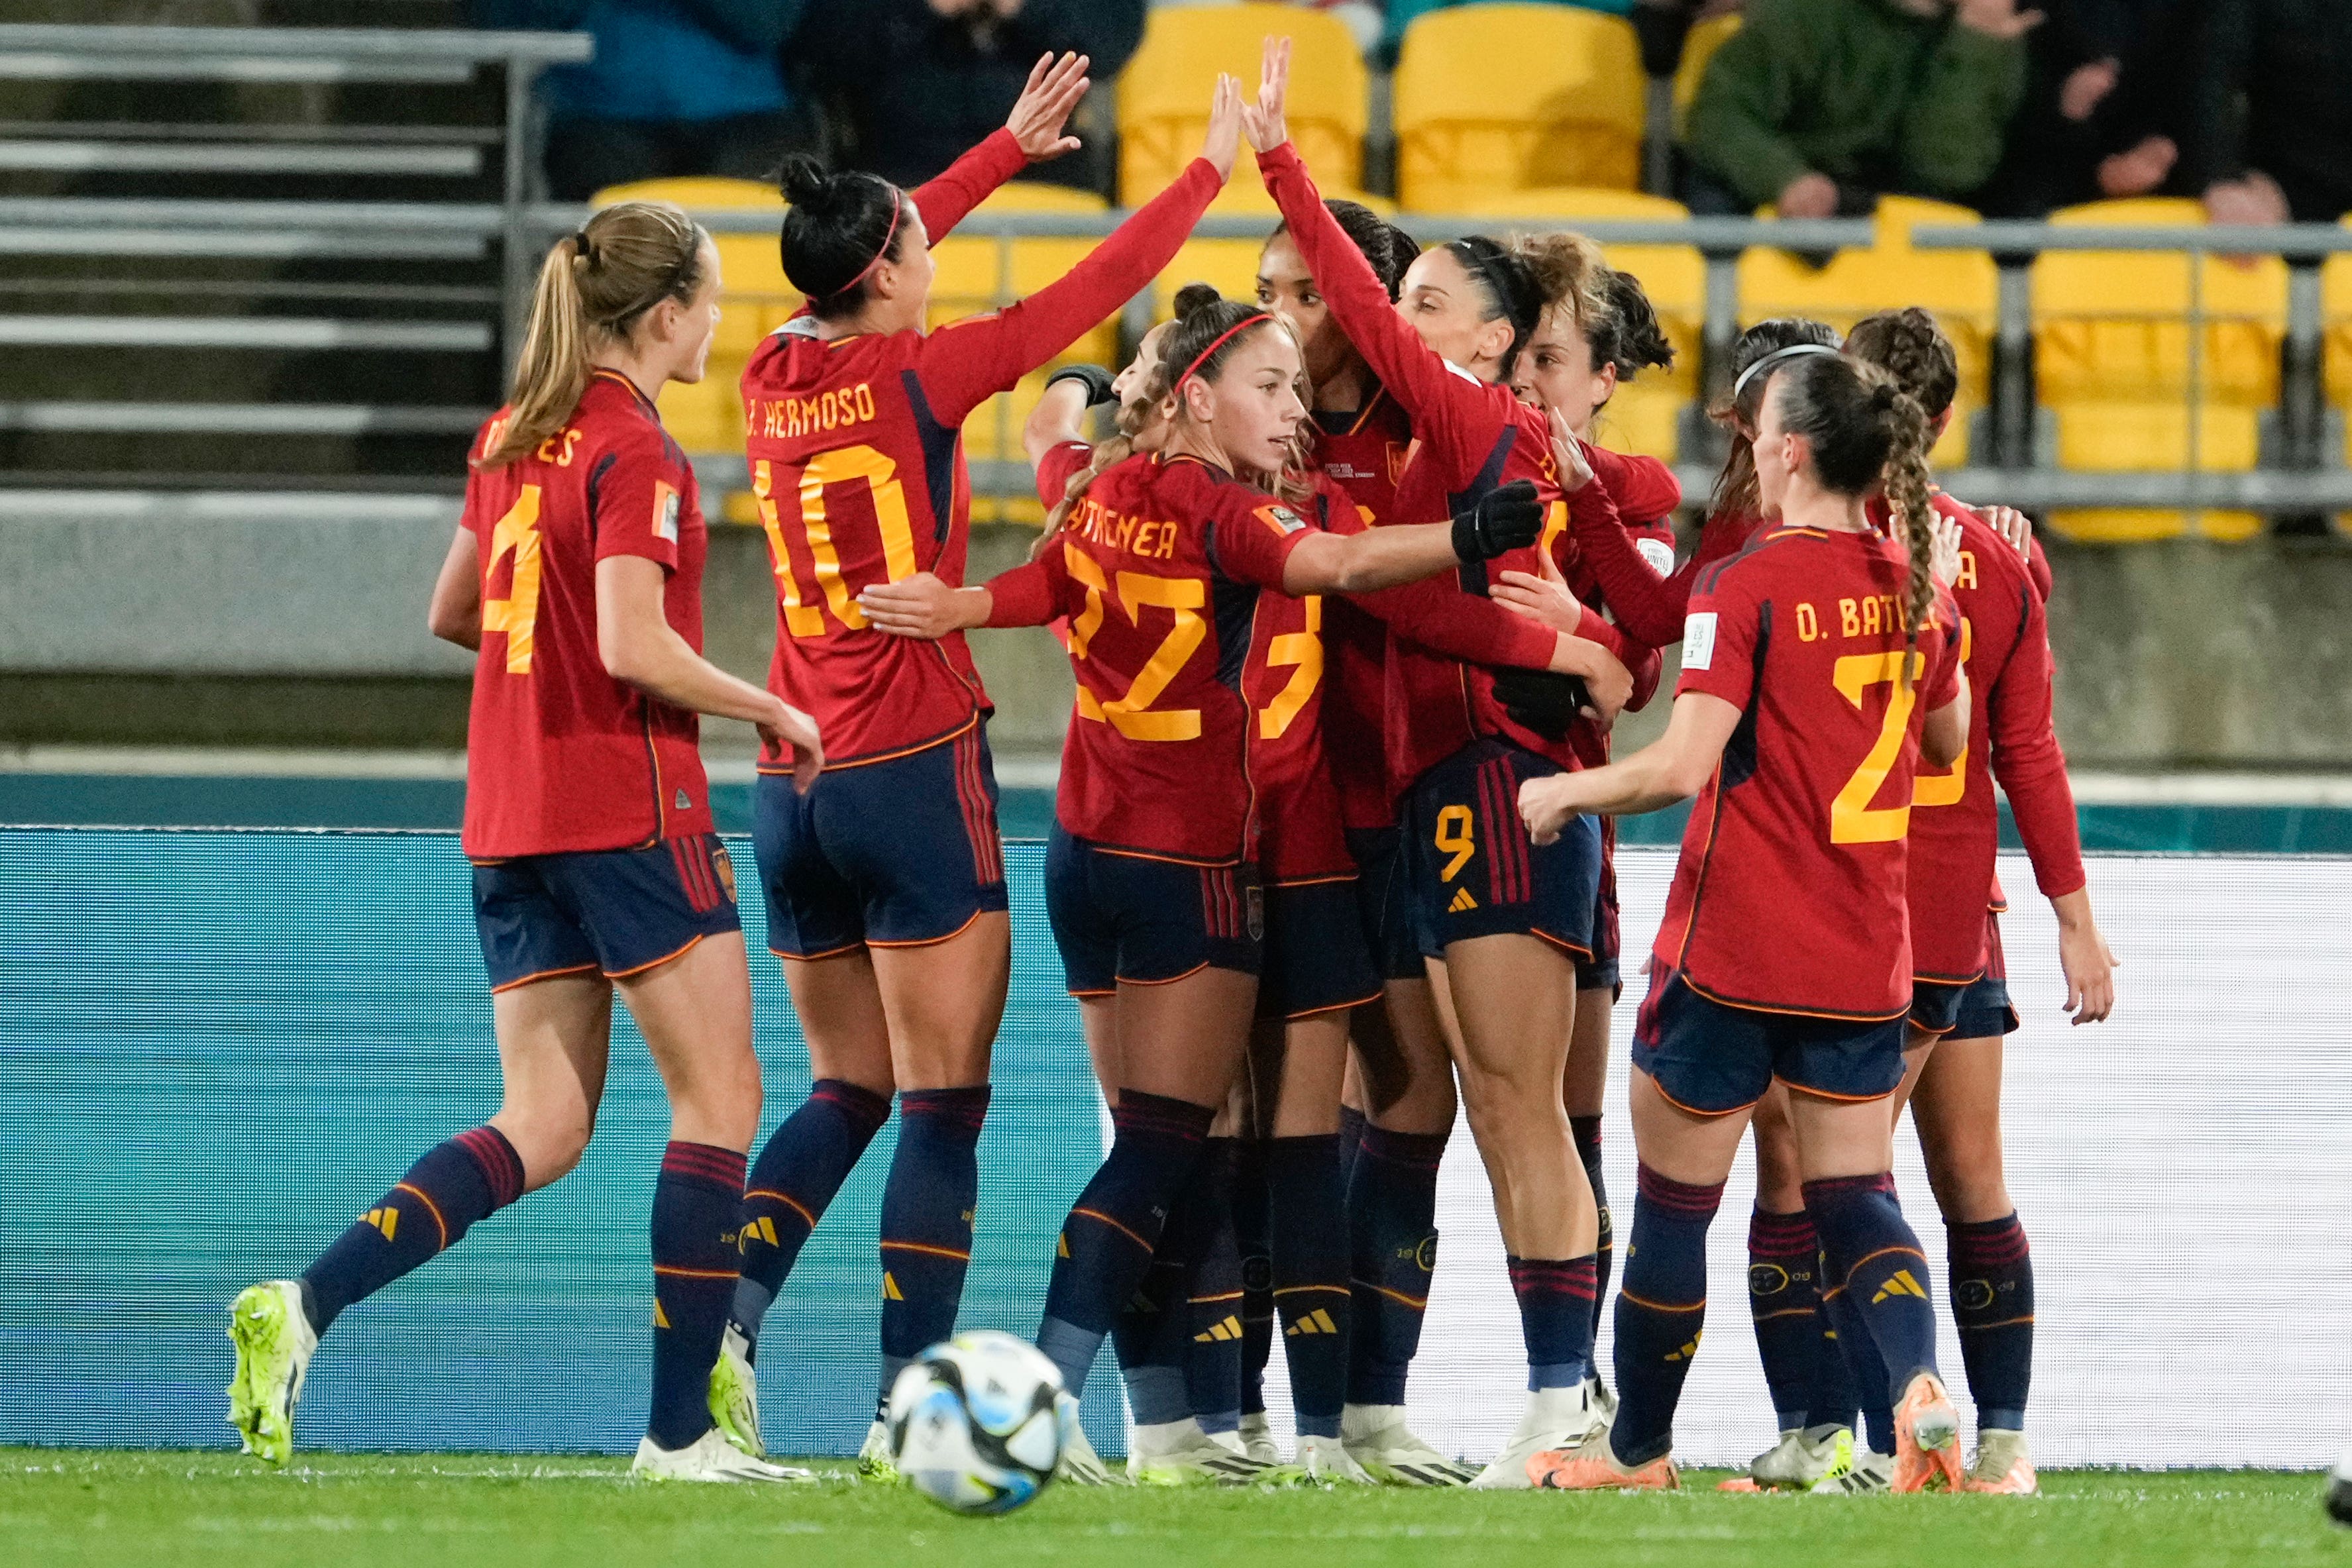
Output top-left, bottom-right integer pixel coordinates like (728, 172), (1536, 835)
(1053, 1392), (1119, 1485)
(1966, 1429), (2039, 1494)
(706, 1324), (764, 1458)
(1128, 1416), (1285, 1486)
(1237, 1412), (1281, 1465)
(857, 1418), (900, 1482)
(1748, 1426), (1855, 1491)
(1295, 1434), (1374, 1484)
(1809, 1447), (1893, 1494)
(1470, 1384), (1606, 1490)
(632, 1428), (813, 1483)
(226, 1280), (318, 1467)
(1583, 1373), (1618, 1430)
(1340, 1403), (1477, 1487)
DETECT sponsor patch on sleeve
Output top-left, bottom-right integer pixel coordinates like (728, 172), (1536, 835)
(1255, 503), (1308, 537)
(1682, 610), (1717, 671)
(1637, 537), (1676, 576)
(653, 481), (680, 545)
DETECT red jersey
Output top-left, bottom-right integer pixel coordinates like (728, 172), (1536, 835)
(1566, 484), (1765, 650)
(1312, 389), (1417, 833)
(1892, 495), (2084, 980)
(742, 132), (1222, 771)
(985, 453), (1311, 862)
(458, 370), (712, 859)
(1258, 141), (1579, 801)
(1654, 525), (1963, 1019)
(1244, 476), (1353, 882)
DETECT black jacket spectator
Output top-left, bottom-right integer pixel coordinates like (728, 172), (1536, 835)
(1977, 0), (2190, 216)
(794, 0), (1146, 194)
(2182, 0), (2352, 224)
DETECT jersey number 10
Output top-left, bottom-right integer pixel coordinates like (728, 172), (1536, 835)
(753, 446), (918, 637)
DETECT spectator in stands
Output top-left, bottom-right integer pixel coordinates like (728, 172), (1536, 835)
(2183, 0), (2352, 225)
(794, 0), (1146, 195)
(1627, 0), (1746, 78)
(1682, 0), (2037, 218)
(472, 0), (820, 201)
(1153, 0), (1386, 62)
(1977, 0), (2190, 215)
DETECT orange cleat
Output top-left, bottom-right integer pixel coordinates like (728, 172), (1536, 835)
(1716, 1475), (1764, 1492)
(1965, 1430), (2039, 1494)
(1529, 1434), (1680, 1492)
(1890, 1371), (1964, 1493)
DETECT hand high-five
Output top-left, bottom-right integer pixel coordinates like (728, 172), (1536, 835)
(1201, 72), (1244, 181)
(1241, 35), (1292, 153)
(1004, 52), (1091, 162)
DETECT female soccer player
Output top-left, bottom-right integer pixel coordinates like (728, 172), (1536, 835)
(1517, 348), (1970, 1494)
(718, 62), (1252, 1474)
(861, 290), (1550, 1481)
(227, 203), (822, 1482)
(1244, 39), (1611, 1485)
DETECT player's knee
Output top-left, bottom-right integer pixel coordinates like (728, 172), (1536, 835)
(1924, 1131), (2009, 1222)
(500, 1114), (593, 1191)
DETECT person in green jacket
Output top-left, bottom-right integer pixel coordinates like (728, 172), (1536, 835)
(1684, 0), (2039, 216)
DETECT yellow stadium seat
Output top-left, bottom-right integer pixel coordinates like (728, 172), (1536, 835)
(1118, 4), (1367, 209)
(656, 373), (741, 458)
(1738, 195), (1996, 469)
(1394, 5), (1645, 209)
(2318, 215), (2352, 531)
(2033, 197), (2285, 541)
(1673, 14), (1740, 143)
(1475, 188), (1704, 462)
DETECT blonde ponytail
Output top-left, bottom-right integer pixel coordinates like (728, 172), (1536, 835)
(479, 200), (708, 471)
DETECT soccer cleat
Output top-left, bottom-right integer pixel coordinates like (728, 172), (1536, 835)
(1295, 1434), (1373, 1484)
(1528, 1431), (1680, 1492)
(1470, 1384), (1605, 1489)
(1890, 1371), (1964, 1494)
(707, 1324), (764, 1458)
(1205, 1426), (1248, 1457)
(1052, 1393), (1118, 1486)
(1340, 1403), (1478, 1486)
(1809, 1448), (1893, 1494)
(1583, 1373), (1618, 1430)
(857, 1418), (899, 1483)
(226, 1280), (317, 1467)
(1237, 1411), (1280, 1465)
(1966, 1429), (2039, 1494)
(1742, 1425), (1856, 1491)
(632, 1428), (813, 1483)
(1129, 1418), (1285, 1486)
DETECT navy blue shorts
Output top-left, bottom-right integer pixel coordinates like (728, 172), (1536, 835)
(1258, 877), (1384, 1021)
(1045, 827), (1261, 996)
(1632, 966), (1909, 1116)
(1577, 851), (1621, 995)
(1344, 825), (1424, 983)
(1911, 916), (2019, 1038)
(1402, 739), (1601, 961)
(754, 724), (1008, 959)
(472, 834), (741, 992)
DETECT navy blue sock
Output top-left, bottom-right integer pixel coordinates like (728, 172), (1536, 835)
(1037, 1090), (1215, 1399)
(1570, 1115), (1613, 1363)
(1508, 1253), (1597, 1392)
(1805, 1173), (1940, 1420)
(1267, 1134), (1350, 1438)
(1948, 1212), (2033, 1431)
(1336, 1104), (1367, 1192)
(735, 1078), (890, 1347)
(301, 1125), (523, 1333)
(1824, 1284), (1890, 1451)
(1746, 1208), (1822, 1431)
(1346, 1124), (1444, 1406)
(1183, 1139), (1245, 1435)
(876, 1086), (989, 1409)
(649, 1141), (746, 1451)
(1233, 1139), (1274, 1420)
(1609, 1165), (1723, 1465)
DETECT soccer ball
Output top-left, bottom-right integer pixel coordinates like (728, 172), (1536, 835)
(2327, 1452), (2352, 1527)
(886, 1331), (1065, 1515)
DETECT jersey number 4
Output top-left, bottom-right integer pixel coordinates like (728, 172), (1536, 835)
(753, 445), (918, 637)
(482, 484), (543, 675)
(1829, 650), (1925, 845)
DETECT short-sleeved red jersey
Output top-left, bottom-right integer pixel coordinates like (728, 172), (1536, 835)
(1654, 525), (1963, 1019)
(459, 370), (713, 860)
(1892, 495), (2084, 980)
(741, 136), (1222, 771)
(987, 452), (1310, 863)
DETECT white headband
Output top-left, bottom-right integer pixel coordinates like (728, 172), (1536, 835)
(1732, 342), (1842, 401)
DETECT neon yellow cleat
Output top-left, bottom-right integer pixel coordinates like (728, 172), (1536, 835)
(857, 1418), (900, 1482)
(226, 1280), (317, 1467)
(706, 1325), (764, 1458)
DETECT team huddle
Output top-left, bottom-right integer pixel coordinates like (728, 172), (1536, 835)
(222, 40), (2117, 1495)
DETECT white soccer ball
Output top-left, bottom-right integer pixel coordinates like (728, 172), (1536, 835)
(886, 1330), (1065, 1515)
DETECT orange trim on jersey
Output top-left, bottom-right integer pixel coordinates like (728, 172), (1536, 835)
(758, 715), (980, 776)
(747, 1189), (819, 1229)
(1266, 872), (1357, 889)
(488, 961), (602, 994)
(1764, 525), (1831, 541)
(1683, 972), (1909, 1026)
(1114, 961), (1212, 988)
(394, 1182), (451, 1251)
(1776, 1076), (1899, 1106)
(865, 907), (989, 950)
(1092, 846), (1245, 870)
(1071, 1206), (1153, 1251)
(881, 1241), (975, 1263)
(1277, 988), (1385, 1023)
(1344, 386), (1391, 438)
(771, 941), (867, 964)
(604, 933), (706, 980)
(1912, 965), (1989, 987)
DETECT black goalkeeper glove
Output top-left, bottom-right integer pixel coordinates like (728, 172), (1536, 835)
(1450, 478), (1543, 562)
(1043, 362), (1118, 407)
(1489, 666), (1592, 741)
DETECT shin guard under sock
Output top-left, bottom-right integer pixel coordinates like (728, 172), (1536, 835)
(649, 1141), (747, 1451)
(1609, 1165), (1724, 1465)
(301, 1125), (523, 1333)
(735, 1079), (890, 1344)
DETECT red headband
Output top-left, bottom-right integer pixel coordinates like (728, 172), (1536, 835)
(840, 185), (903, 294)
(1175, 312), (1273, 390)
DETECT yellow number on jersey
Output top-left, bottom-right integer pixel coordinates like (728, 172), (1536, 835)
(1257, 596), (1324, 740)
(754, 443), (917, 637)
(1829, 650), (1925, 845)
(1067, 555), (1207, 742)
(480, 484), (543, 675)
(1911, 617), (1972, 808)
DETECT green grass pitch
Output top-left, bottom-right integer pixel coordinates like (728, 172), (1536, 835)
(3, 1453), (2344, 1568)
